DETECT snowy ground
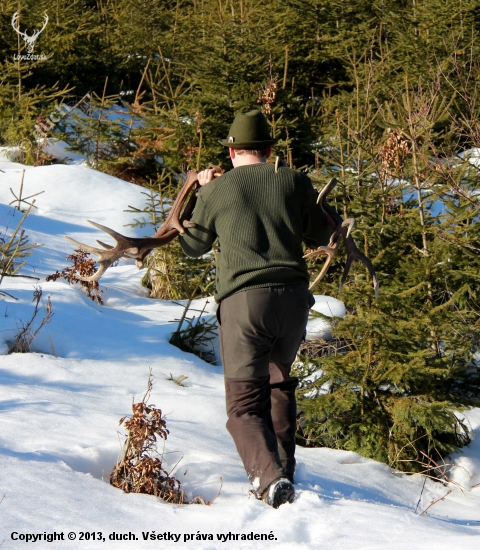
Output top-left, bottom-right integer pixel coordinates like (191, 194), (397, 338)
(0, 163), (479, 549)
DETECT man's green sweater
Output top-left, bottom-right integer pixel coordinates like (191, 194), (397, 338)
(179, 163), (332, 302)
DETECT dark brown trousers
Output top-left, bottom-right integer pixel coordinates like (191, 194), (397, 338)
(217, 284), (314, 496)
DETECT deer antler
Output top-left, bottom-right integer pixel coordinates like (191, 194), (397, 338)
(65, 168), (223, 281)
(305, 178), (379, 298)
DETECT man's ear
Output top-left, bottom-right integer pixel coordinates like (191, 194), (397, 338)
(266, 146), (272, 158)
(229, 147), (236, 160)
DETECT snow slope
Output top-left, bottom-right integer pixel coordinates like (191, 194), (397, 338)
(0, 162), (479, 549)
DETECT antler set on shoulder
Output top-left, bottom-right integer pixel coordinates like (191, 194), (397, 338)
(66, 170), (377, 294)
(65, 168), (223, 282)
(304, 177), (379, 298)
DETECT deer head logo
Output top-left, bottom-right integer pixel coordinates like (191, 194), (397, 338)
(11, 12), (49, 54)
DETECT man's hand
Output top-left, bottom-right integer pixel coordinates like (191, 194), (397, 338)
(197, 166), (224, 186)
(198, 168), (218, 186)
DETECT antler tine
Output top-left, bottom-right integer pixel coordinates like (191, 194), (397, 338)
(76, 261), (110, 282)
(305, 245), (339, 290)
(96, 240), (114, 249)
(304, 218), (361, 291)
(340, 243), (380, 299)
(65, 235), (105, 255)
(317, 177), (338, 204)
(343, 218), (355, 238)
(304, 208), (345, 289)
(87, 220), (126, 241)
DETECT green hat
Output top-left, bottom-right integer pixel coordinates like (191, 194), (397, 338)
(219, 110), (278, 149)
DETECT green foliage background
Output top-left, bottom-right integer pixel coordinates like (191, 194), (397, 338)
(1, 0), (480, 472)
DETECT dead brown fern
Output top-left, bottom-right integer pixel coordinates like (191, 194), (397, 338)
(110, 372), (185, 503)
(46, 249), (104, 304)
(110, 371), (221, 505)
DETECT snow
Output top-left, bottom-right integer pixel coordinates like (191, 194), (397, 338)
(449, 410), (480, 490)
(41, 139), (86, 165)
(306, 296), (346, 341)
(456, 147), (480, 168)
(0, 141), (86, 167)
(0, 146), (23, 163)
(0, 161), (479, 549)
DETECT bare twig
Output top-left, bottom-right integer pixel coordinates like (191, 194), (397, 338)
(419, 490), (452, 515)
(414, 477), (427, 513)
(8, 287), (53, 354)
(436, 231), (480, 253)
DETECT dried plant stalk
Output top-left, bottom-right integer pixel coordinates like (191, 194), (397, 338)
(8, 287), (53, 354)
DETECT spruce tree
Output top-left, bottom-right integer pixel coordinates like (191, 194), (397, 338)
(295, 51), (480, 473)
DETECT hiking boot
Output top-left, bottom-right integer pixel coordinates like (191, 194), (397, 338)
(262, 478), (295, 508)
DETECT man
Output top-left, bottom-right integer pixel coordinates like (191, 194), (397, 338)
(179, 110), (331, 508)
